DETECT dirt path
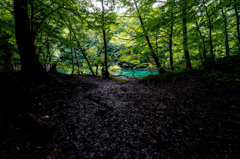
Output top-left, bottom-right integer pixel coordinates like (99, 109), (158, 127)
(50, 76), (239, 158)
(1, 74), (240, 158)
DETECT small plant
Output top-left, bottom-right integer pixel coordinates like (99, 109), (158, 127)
(207, 71), (240, 81)
(109, 65), (121, 74)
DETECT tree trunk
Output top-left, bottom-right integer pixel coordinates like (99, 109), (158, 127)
(156, 35), (159, 58)
(45, 36), (50, 69)
(101, 0), (110, 78)
(234, 0), (240, 51)
(49, 51), (52, 69)
(14, 0), (47, 79)
(96, 64), (98, 76)
(102, 29), (110, 77)
(70, 36), (74, 76)
(30, 0), (34, 38)
(73, 47), (80, 74)
(67, 19), (95, 76)
(222, 8), (230, 56)
(133, 0), (161, 71)
(198, 45), (203, 61)
(182, 0), (192, 69)
(169, 11), (174, 70)
(205, 9), (214, 63)
(75, 40), (95, 76)
(194, 14), (207, 61)
(48, 64), (57, 74)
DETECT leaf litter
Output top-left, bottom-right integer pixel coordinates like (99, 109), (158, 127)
(0, 72), (240, 158)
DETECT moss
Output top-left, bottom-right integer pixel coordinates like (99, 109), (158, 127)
(116, 78), (129, 83)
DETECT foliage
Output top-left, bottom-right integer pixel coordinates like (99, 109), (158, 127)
(109, 65), (121, 74)
(205, 54), (240, 81)
(207, 71), (240, 81)
(0, 0), (240, 77)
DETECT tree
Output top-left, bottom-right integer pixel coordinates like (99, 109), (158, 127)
(168, 0), (175, 70)
(203, 0), (215, 63)
(133, 0), (162, 71)
(234, 0), (240, 51)
(221, 5), (230, 56)
(193, 13), (207, 61)
(14, 0), (47, 78)
(180, 0), (192, 69)
(67, 19), (95, 76)
(101, 0), (110, 78)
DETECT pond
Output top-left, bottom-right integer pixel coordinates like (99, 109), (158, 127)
(57, 68), (159, 77)
(114, 68), (159, 77)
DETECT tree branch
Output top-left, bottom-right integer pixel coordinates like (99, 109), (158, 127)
(33, 6), (63, 42)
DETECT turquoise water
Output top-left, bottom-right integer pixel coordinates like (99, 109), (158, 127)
(57, 68), (159, 77)
(114, 69), (159, 77)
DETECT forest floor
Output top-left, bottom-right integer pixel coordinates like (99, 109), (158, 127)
(0, 70), (240, 159)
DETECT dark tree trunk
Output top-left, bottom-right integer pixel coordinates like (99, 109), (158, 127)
(222, 8), (230, 56)
(182, 0), (192, 69)
(75, 40), (95, 76)
(95, 64), (99, 76)
(48, 64), (57, 74)
(45, 36), (49, 69)
(156, 35), (159, 59)
(102, 29), (110, 77)
(70, 36), (74, 76)
(101, 0), (110, 78)
(234, 0), (240, 51)
(169, 11), (174, 70)
(198, 45), (203, 61)
(134, 0), (161, 71)
(49, 53), (52, 69)
(73, 47), (80, 74)
(68, 19), (95, 76)
(14, 0), (47, 78)
(194, 14), (207, 61)
(205, 9), (214, 63)
(30, 0), (34, 37)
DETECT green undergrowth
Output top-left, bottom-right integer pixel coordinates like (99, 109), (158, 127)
(204, 55), (240, 82)
(138, 69), (203, 83)
(207, 71), (240, 81)
(139, 55), (240, 83)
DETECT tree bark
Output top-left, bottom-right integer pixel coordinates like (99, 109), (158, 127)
(101, 0), (110, 78)
(169, 9), (174, 70)
(205, 8), (214, 63)
(70, 36), (74, 76)
(75, 39), (95, 76)
(73, 47), (80, 74)
(30, 0), (34, 38)
(133, 0), (161, 71)
(67, 19), (95, 76)
(102, 29), (110, 77)
(198, 45), (203, 61)
(234, 0), (240, 51)
(194, 14), (207, 61)
(45, 36), (50, 69)
(182, 0), (192, 69)
(14, 0), (47, 79)
(222, 8), (230, 56)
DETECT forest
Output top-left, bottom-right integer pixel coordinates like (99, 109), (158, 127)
(0, 0), (240, 158)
